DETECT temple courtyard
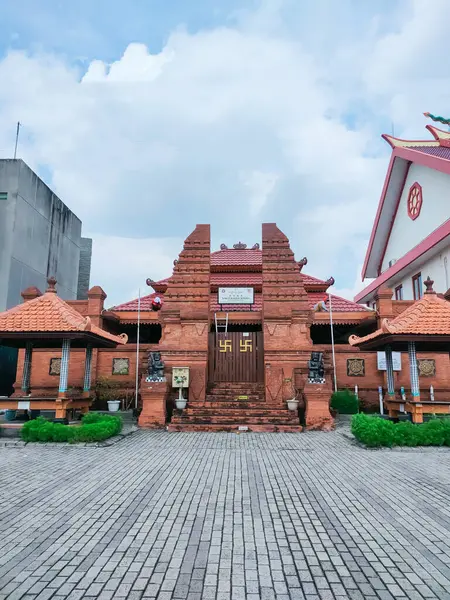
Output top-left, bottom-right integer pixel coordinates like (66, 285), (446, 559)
(1, 430), (450, 600)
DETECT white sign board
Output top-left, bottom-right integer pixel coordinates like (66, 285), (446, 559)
(377, 351), (402, 371)
(218, 287), (254, 305)
(18, 401), (30, 410)
(172, 367), (190, 388)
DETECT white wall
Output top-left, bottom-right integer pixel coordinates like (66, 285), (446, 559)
(381, 163), (450, 273)
(387, 245), (450, 300)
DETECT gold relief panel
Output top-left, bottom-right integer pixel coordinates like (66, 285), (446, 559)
(347, 358), (365, 377)
(417, 359), (436, 377)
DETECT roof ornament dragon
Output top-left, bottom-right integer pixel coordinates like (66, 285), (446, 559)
(424, 112), (450, 126)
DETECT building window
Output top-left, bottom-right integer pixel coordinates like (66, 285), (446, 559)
(0, 192), (7, 201)
(394, 285), (403, 300)
(407, 182), (423, 220)
(412, 272), (422, 300)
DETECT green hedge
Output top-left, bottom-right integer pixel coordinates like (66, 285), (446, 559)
(351, 413), (450, 448)
(331, 389), (359, 414)
(21, 413), (123, 443)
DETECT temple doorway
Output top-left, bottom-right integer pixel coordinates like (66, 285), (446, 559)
(208, 329), (264, 383)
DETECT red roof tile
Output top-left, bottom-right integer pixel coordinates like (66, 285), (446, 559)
(350, 290), (450, 346)
(308, 293), (368, 313)
(0, 286), (126, 345)
(405, 145), (450, 160)
(112, 292), (162, 312)
(211, 248), (262, 267)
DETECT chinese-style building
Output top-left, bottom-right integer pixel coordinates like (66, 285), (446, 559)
(2, 222), (450, 431)
(356, 116), (450, 305)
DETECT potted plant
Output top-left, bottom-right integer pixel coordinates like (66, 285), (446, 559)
(95, 377), (123, 412)
(175, 388), (187, 410)
(284, 378), (299, 411)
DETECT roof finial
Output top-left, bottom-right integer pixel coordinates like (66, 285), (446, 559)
(298, 257), (307, 272)
(424, 276), (435, 294)
(233, 242), (247, 250)
(46, 276), (57, 293)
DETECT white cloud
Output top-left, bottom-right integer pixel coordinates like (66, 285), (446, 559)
(0, 0), (449, 305)
(241, 170), (279, 216)
(88, 234), (183, 308)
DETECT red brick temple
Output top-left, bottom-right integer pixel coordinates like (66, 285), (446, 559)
(2, 222), (450, 431)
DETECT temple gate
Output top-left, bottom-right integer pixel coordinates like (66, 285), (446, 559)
(208, 331), (264, 382)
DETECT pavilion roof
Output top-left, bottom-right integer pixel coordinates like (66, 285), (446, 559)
(0, 278), (127, 346)
(350, 278), (450, 348)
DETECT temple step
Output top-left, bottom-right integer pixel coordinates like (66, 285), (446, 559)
(167, 424), (302, 433)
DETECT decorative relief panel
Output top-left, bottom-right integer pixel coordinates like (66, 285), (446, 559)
(417, 359), (435, 377)
(347, 358), (365, 377)
(407, 182), (423, 220)
(49, 358), (61, 376)
(112, 358), (130, 375)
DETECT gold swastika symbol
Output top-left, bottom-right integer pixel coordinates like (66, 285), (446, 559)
(219, 339), (232, 352)
(240, 339), (253, 352)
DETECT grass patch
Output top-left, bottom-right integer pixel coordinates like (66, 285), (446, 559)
(21, 413), (123, 443)
(351, 413), (450, 448)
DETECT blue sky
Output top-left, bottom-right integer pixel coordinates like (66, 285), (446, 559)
(1, 0), (449, 306)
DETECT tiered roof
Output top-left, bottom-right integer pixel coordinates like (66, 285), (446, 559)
(350, 278), (450, 348)
(112, 244), (367, 316)
(0, 278), (127, 347)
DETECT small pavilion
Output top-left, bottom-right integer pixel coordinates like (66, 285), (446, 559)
(349, 277), (450, 422)
(0, 277), (127, 421)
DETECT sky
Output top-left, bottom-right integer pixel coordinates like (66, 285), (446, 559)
(1, 0), (450, 307)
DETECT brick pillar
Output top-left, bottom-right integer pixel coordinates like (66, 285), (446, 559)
(87, 286), (107, 328)
(375, 286), (394, 327)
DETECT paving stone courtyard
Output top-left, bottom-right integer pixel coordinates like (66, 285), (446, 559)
(2, 429), (450, 600)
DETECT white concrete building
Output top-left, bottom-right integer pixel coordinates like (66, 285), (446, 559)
(356, 123), (450, 306)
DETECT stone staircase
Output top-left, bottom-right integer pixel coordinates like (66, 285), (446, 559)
(168, 382), (302, 432)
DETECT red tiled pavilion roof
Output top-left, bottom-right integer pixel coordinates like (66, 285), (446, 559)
(350, 283), (450, 347)
(0, 279), (126, 345)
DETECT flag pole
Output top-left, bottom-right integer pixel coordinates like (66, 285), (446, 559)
(135, 288), (141, 411)
(14, 122), (21, 159)
(329, 293), (338, 393)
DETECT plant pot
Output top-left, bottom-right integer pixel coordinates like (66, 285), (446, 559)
(287, 400), (299, 411)
(175, 399), (187, 410)
(107, 400), (121, 412)
(4, 409), (17, 422)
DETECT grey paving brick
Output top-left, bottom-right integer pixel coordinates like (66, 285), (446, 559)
(1, 430), (450, 600)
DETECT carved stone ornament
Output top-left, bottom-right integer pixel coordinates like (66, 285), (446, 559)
(113, 358), (130, 375)
(233, 242), (247, 249)
(220, 243), (228, 250)
(308, 351), (325, 384)
(417, 359), (436, 377)
(146, 351), (166, 382)
(49, 358), (61, 376)
(347, 358), (365, 377)
(298, 257), (308, 272)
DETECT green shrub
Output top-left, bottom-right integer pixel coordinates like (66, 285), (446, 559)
(21, 413), (122, 443)
(351, 413), (394, 447)
(352, 413), (450, 448)
(331, 389), (359, 414)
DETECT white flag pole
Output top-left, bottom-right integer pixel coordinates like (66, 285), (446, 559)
(328, 293), (338, 393)
(135, 288), (141, 411)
